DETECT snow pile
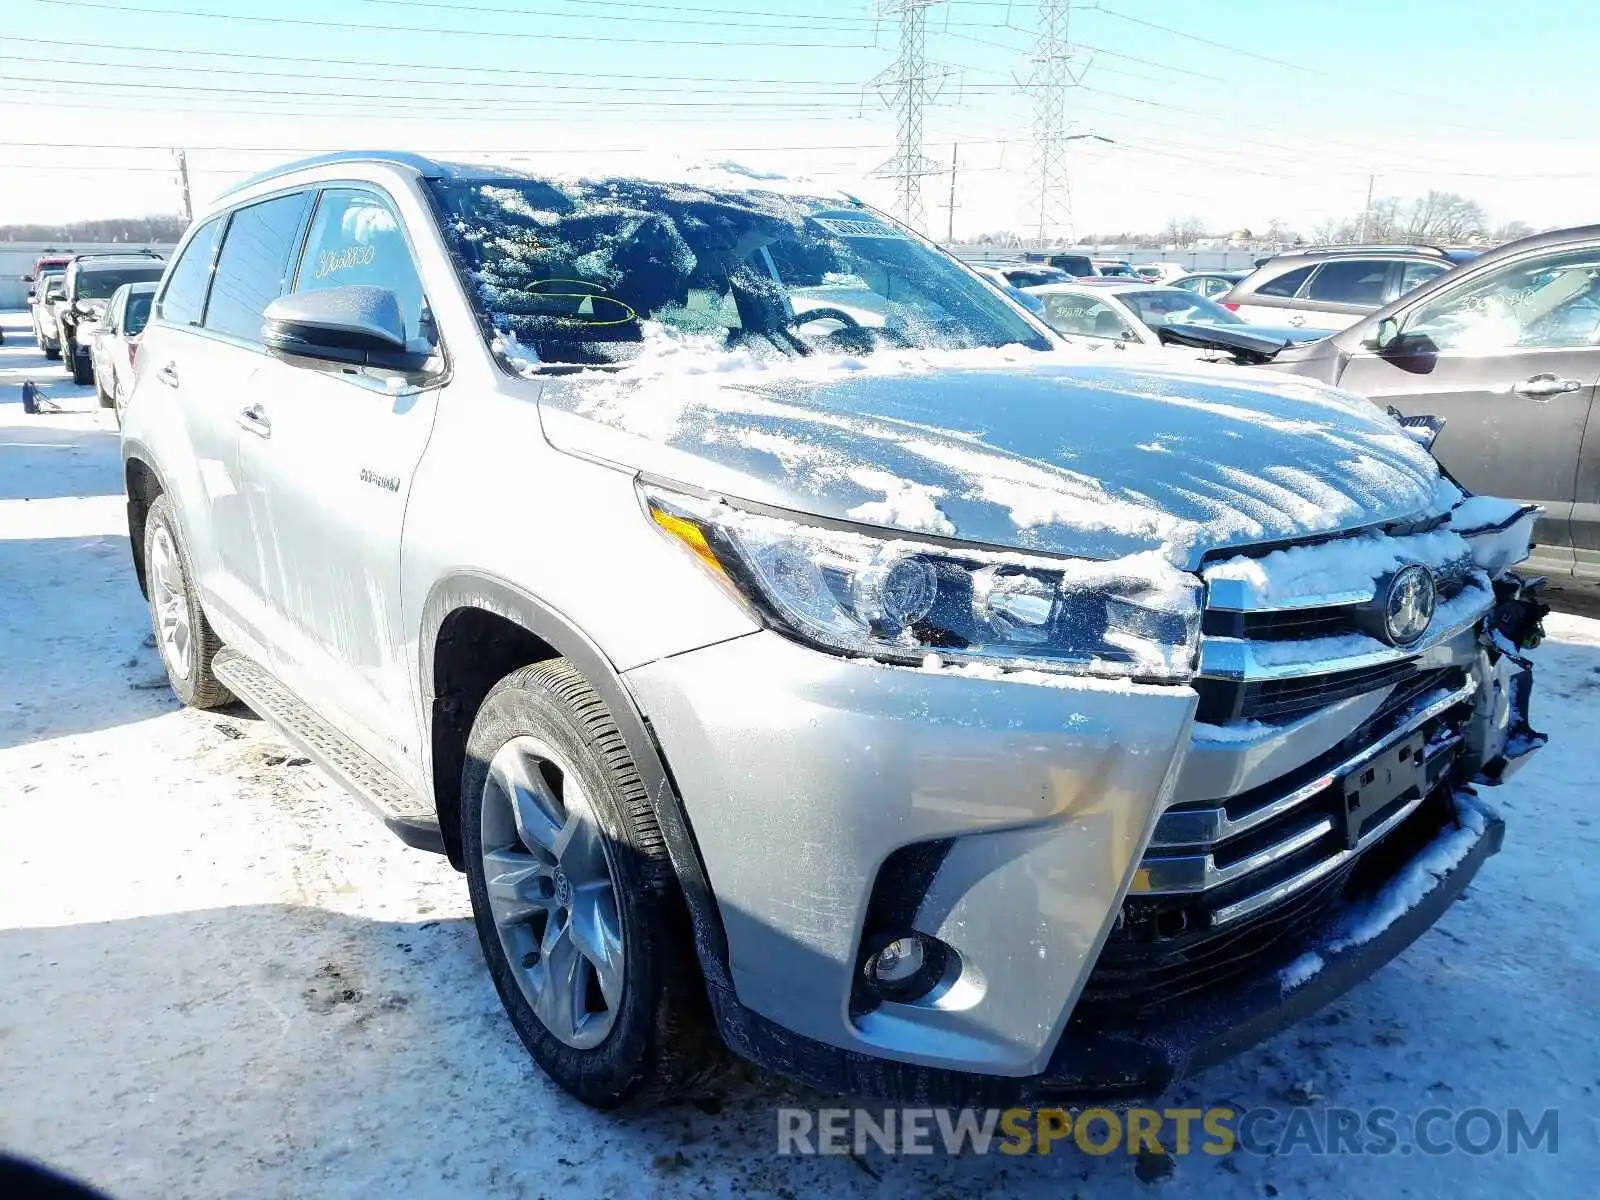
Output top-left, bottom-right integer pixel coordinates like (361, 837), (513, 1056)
(1205, 527), (1476, 608)
(1191, 718), (1285, 744)
(843, 468), (954, 536)
(1279, 951), (1326, 992)
(1327, 791), (1496, 954)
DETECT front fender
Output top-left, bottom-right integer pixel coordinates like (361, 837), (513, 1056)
(416, 572), (735, 991)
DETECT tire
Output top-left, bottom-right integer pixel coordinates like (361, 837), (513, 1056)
(69, 342), (93, 386)
(462, 660), (722, 1109)
(142, 493), (233, 709)
(94, 366), (114, 409)
(43, 340), (60, 361)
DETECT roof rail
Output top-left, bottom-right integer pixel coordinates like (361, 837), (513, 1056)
(215, 150), (448, 201)
(1287, 243), (1451, 258)
(69, 250), (165, 263)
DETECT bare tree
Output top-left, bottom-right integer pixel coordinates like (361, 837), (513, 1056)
(1490, 219), (1535, 243)
(1161, 215), (1208, 247)
(1398, 191), (1485, 242)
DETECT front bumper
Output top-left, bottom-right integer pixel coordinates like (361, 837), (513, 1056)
(628, 613), (1537, 1102)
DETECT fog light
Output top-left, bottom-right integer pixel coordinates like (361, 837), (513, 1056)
(860, 931), (951, 1005)
(869, 936), (925, 984)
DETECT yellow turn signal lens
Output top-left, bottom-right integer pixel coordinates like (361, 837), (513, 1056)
(650, 506), (728, 579)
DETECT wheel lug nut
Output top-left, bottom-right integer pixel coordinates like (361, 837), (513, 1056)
(521, 950), (540, 968)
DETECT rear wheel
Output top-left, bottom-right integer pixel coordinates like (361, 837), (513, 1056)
(461, 660), (721, 1108)
(94, 365), (114, 409)
(143, 493), (232, 709)
(68, 338), (93, 386)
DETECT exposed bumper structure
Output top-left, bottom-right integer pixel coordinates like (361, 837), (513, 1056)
(626, 566), (1544, 1103)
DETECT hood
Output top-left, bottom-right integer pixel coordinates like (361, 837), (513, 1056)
(537, 348), (1450, 569)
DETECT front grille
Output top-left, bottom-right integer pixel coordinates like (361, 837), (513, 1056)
(1090, 674), (1476, 1014)
(1078, 786), (1457, 1017)
(1197, 658), (1420, 723)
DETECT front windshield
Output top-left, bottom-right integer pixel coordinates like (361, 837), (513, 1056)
(427, 176), (1050, 367)
(75, 266), (164, 301)
(1119, 289), (1244, 329)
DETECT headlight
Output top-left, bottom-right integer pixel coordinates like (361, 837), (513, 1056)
(645, 486), (1201, 682)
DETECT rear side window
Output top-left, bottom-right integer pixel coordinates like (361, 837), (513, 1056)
(1049, 255), (1093, 276)
(1305, 259), (1390, 305)
(293, 188), (434, 349)
(205, 192), (309, 342)
(1398, 260), (1449, 295)
(1254, 264), (1314, 298)
(158, 217), (225, 326)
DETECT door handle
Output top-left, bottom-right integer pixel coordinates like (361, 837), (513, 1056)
(1512, 373), (1583, 399)
(236, 404), (272, 438)
(156, 363), (179, 388)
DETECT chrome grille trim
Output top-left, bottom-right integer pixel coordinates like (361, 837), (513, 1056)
(1209, 783), (1433, 926)
(1148, 678), (1477, 850)
(1204, 577), (1374, 612)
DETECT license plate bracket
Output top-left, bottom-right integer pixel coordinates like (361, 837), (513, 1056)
(1339, 729), (1428, 850)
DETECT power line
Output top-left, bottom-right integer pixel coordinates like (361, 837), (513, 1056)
(24, 0), (887, 49)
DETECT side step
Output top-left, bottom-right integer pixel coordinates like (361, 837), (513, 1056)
(212, 648), (445, 854)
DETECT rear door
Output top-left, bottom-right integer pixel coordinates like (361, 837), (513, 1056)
(1291, 257), (1399, 330)
(1335, 244), (1600, 576)
(1230, 263), (1314, 324)
(138, 214), (276, 642)
(238, 184), (444, 775)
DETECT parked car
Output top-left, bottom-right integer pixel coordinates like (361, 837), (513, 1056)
(1091, 258), (1138, 278)
(983, 261), (1073, 290)
(1170, 269), (1247, 299)
(1133, 261), (1188, 283)
(32, 272), (66, 358)
(1026, 279), (1335, 356)
(55, 252), (166, 385)
(22, 252), (71, 299)
(1255, 224), (1600, 590)
(122, 151), (1545, 1111)
(88, 281), (157, 418)
(1221, 244), (1479, 330)
(1023, 251), (1094, 276)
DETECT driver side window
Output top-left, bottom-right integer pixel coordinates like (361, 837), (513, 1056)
(1407, 248), (1600, 353)
(294, 188), (435, 351)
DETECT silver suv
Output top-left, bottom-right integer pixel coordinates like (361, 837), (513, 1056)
(1223, 245), (1479, 330)
(120, 152), (1548, 1109)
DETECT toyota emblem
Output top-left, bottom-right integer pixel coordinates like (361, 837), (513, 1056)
(1382, 564), (1437, 646)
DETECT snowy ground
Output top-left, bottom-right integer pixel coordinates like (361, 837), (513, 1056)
(1, 306), (1596, 1198)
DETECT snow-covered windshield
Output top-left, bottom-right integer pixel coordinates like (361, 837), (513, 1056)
(426, 176), (1050, 367)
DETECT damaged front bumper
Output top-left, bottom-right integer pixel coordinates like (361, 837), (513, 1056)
(630, 571), (1545, 1105)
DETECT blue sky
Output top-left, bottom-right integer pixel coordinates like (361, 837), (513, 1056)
(1, 0), (1596, 237)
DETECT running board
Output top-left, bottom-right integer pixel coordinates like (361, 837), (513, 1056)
(212, 648), (445, 854)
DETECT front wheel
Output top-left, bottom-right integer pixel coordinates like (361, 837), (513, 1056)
(461, 660), (721, 1108)
(142, 494), (232, 709)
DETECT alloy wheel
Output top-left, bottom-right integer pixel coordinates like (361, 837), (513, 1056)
(479, 735), (625, 1049)
(149, 524), (192, 681)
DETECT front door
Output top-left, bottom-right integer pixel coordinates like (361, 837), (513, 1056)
(238, 186), (443, 776)
(1335, 245), (1600, 577)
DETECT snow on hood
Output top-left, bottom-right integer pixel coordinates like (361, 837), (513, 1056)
(535, 329), (1451, 568)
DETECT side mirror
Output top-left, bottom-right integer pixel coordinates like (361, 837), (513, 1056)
(21, 274), (34, 283)
(1363, 316), (1400, 353)
(262, 286), (433, 373)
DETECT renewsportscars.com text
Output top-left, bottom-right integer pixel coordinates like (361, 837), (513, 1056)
(777, 1106), (1560, 1158)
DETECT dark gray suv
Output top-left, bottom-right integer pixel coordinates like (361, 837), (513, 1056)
(1224, 245), (1479, 330)
(1264, 225), (1600, 589)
